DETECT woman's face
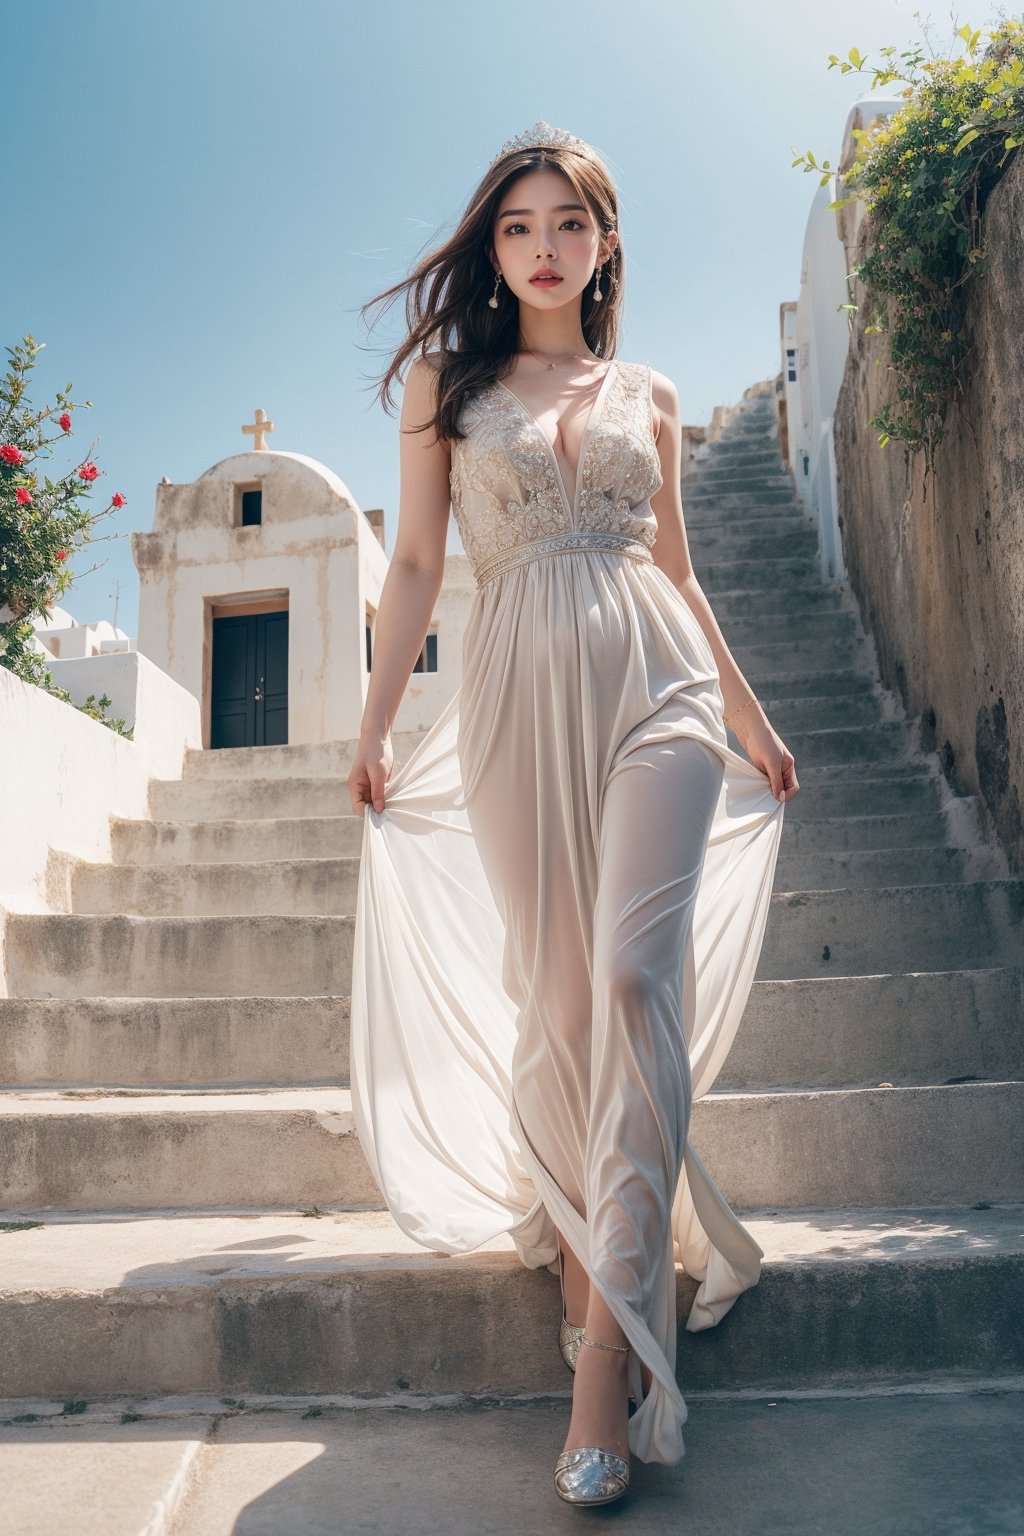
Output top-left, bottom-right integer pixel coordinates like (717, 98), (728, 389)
(490, 167), (616, 310)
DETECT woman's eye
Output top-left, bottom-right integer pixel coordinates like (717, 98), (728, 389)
(503, 219), (585, 236)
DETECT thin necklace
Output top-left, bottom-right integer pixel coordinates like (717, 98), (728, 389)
(518, 342), (592, 372)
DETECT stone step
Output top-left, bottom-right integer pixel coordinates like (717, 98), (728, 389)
(754, 690), (882, 731)
(688, 512), (814, 542)
(4, 914), (356, 997)
(71, 856), (361, 917)
(0, 1088), (376, 1210)
(699, 557), (835, 593)
(688, 475), (799, 498)
(12, 877), (1021, 997)
(2, 1080), (1022, 1212)
(684, 497), (805, 526)
(782, 757), (934, 783)
(150, 775), (353, 823)
(0, 996), (348, 1090)
(72, 835), (1002, 921)
(780, 809), (958, 853)
(731, 636), (874, 679)
(687, 528), (819, 563)
(689, 472), (792, 496)
(719, 610), (861, 647)
(179, 736), (415, 784)
(688, 442), (785, 461)
(5, 965), (1019, 1095)
(710, 578), (845, 607)
(687, 454), (791, 472)
(773, 844), (1004, 892)
(685, 488), (800, 510)
(111, 801), (955, 874)
(719, 966), (1024, 1092)
(760, 878), (1024, 979)
(762, 720), (915, 768)
(1, 1204), (1021, 1399)
(696, 552), (822, 580)
(721, 664), (872, 699)
(691, 445), (792, 464)
(711, 578), (848, 608)
(705, 419), (775, 441)
(700, 1080), (1024, 1206)
(715, 584), (851, 618)
(768, 771), (943, 821)
(691, 447), (784, 469)
(111, 811), (366, 865)
(148, 738), (925, 827)
(141, 763), (938, 852)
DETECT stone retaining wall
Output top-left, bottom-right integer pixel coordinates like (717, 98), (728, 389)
(834, 150), (1024, 869)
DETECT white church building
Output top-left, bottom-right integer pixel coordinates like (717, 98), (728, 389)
(0, 407), (477, 921)
(130, 408), (476, 749)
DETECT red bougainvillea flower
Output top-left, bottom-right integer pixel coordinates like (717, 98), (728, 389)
(15, 486), (32, 505)
(59, 412), (72, 432)
(111, 491), (126, 508)
(56, 550), (68, 561)
(77, 461), (100, 482)
(1, 444), (25, 465)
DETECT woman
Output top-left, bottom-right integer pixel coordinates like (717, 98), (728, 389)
(348, 120), (798, 1508)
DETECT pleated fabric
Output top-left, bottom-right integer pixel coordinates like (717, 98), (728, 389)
(350, 361), (785, 1466)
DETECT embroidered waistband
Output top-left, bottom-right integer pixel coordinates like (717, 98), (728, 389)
(474, 529), (655, 588)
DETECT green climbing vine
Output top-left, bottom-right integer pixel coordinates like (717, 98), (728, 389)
(792, 16), (1024, 467)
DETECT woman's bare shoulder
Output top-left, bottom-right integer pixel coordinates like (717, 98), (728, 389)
(645, 367), (680, 443)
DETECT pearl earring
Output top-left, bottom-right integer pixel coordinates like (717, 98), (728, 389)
(592, 263), (604, 303)
(488, 271), (503, 309)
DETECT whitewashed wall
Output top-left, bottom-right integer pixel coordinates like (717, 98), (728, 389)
(785, 88), (906, 583)
(0, 661), (199, 942)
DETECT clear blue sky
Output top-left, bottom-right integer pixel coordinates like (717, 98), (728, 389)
(4, 0), (983, 642)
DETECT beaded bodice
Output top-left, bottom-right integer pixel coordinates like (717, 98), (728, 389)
(449, 360), (663, 587)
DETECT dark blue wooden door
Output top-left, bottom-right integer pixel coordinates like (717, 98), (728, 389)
(211, 610), (288, 748)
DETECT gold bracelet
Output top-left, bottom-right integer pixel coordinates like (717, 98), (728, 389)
(723, 696), (760, 724)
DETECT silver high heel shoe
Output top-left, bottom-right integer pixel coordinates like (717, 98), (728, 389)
(553, 1333), (632, 1507)
(557, 1244), (585, 1373)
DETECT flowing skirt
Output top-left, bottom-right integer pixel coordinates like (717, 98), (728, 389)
(351, 548), (785, 1465)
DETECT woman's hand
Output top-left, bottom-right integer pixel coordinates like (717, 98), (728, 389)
(729, 704), (799, 804)
(348, 731), (395, 817)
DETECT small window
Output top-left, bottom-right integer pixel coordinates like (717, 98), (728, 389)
(241, 489), (263, 526)
(365, 620), (373, 673)
(412, 632), (438, 673)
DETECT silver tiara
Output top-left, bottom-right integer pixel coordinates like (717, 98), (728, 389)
(489, 119), (594, 168)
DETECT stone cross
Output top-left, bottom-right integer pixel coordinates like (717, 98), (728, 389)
(242, 408), (275, 452)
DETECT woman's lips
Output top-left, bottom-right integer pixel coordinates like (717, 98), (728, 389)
(531, 274), (563, 284)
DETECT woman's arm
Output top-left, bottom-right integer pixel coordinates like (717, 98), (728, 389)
(348, 355), (451, 815)
(649, 369), (798, 804)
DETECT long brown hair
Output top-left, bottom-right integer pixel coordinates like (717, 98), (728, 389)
(358, 142), (625, 443)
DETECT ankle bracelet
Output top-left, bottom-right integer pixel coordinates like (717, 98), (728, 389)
(580, 1331), (629, 1354)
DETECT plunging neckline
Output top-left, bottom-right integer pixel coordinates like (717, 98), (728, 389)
(494, 361), (619, 523)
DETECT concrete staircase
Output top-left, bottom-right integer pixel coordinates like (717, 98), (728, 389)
(2, 388), (1023, 1422)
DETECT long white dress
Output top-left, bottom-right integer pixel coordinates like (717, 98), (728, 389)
(350, 359), (785, 1466)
